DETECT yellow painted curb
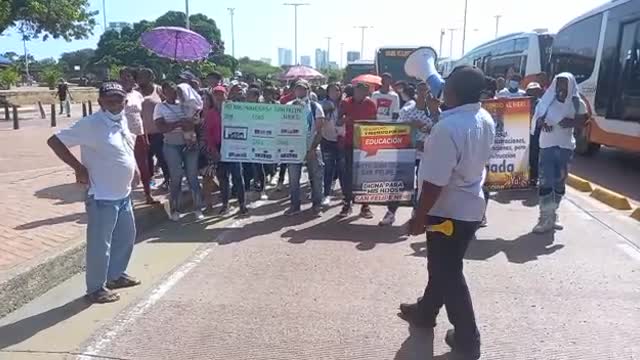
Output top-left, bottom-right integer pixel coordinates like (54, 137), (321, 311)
(631, 208), (640, 222)
(590, 187), (633, 210)
(567, 174), (593, 192)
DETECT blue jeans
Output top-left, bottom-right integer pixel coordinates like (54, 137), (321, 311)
(217, 162), (246, 207)
(321, 139), (343, 197)
(163, 143), (202, 212)
(538, 146), (573, 199)
(85, 196), (136, 294)
(288, 149), (324, 210)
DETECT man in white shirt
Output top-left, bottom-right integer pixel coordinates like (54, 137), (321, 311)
(47, 82), (140, 304)
(496, 74), (526, 98)
(285, 80), (326, 216)
(371, 73), (400, 121)
(400, 66), (495, 360)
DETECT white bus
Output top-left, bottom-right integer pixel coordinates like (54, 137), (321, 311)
(551, 0), (640, 154)
(456, 31), (554, 83)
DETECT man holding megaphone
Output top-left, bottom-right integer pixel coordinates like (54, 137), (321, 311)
(400, 65), (495, 360)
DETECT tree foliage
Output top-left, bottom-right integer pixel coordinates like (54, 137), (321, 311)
(0, 67), (20, 89)
(0, 0), (97, 40)
(91, 12), (230, 82)
(58, 48), (95, 77)
(321, 68), (345, 83)
(237, 57), (282, 80)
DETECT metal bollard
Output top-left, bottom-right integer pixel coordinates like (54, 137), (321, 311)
(38, 101), (46, 119)
(88, 101), (93, 114)
(50, 104), (56, 127)
(4, 104), (9, 121)
(12, 106), (18, 130)
(82, 102), (87, 117)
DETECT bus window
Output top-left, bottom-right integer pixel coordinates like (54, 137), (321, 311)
(551, 14), (603, 83)
(514, 38), (529, 52)
(486, 55), (525, 78)
(613, 20), (640, 121)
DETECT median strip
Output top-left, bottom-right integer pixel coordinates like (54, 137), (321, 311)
(567, 174), (593, 192)
(590, 187), (633, 210)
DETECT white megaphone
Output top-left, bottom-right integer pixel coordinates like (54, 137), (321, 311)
(404, 47), (445, 97)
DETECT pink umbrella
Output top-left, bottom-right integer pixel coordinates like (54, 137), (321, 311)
(279, 65), (326, 81)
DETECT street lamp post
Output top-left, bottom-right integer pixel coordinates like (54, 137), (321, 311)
(494, 15), (502, 38)
(462, 0), (468, 55)
(325, 36), (332, 69)
(228, 8), (236, 57)
(102, 0), (107, 32)
(448, 28), (457, 58)
(185, 0), (190, 29)
(439, 28), (445, 56)
(284, 3), (310, 65)
(354, 26), (372, 58)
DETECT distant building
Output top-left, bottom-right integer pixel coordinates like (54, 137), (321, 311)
(347, 51), (361, 63)
(260, 58), (272, 65)
(328, 61), (339, 70)
(300, 56), (312, 67)
(278, 48), (293, 66)
(107, 22), (131, 33)
(315, 49), (328, 69)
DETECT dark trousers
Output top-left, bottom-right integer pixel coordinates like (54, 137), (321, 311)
(148, 133), (169, 182)
(277, 164), (287, 184)
(321, 139), (343, 197)
(133, 135), (152, 197)
(217, 162), (245, 206)
(418, 216), (481, 351)
(342, 145), (353, 204)
(529, 127), (541, 183)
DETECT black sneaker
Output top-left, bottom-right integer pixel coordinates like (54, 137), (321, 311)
(338, 204), (352, 218)
(218, 206), (229, 216)
(360, 205), (374, 219)
(445, 329), (481, 360)
(398, 302), (436, 328)
(238, 206), (249, 216)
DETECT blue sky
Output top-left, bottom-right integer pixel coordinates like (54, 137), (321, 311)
(0, 0), (608, 65)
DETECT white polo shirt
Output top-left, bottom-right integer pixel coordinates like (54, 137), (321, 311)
(56, 111), (137, 200)
(418, 103), (496, 222)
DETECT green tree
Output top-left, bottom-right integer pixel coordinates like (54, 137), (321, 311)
(237, 57), (282, 80)
(321, 68), (345, 83)
(0, 0), (97, 40)
(1, 51), (19, 62)
(40, 65), (63, 89)
(0, 67), (20, 89)
(59, 48), (95, 77)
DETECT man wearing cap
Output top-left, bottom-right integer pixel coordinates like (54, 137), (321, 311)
(400, 65), (495, 359)
(285, 79), (326, 216)
(337, 82), (377, 219)
(47, 82), (140, 304)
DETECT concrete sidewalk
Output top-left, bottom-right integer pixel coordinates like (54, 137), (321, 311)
(1, 186), (638, 359)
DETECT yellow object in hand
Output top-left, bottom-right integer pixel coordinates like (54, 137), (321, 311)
(426, 220), (454, 236)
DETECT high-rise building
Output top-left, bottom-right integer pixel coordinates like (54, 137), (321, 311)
(260, 58), (272, 65)
(328, 61), (339, 70)
(278, 48), (293, 66)
(315, 48), (328, 69)
(300, 56), (311, 67)
(347, 51), (361, 63)
(107, 22), (131, 33)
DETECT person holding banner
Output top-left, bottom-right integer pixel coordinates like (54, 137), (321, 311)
(401, 65), (495, 360)
(531, 73), (586, 233)
(284, 80), (326, 216)
(337, 82), (378, 219)
(320, 83), (345, 205)
(379, 81), (435, 227)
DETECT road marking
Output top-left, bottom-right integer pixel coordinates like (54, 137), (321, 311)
(78, 217), (245, 359)
(617, 243), (640, 262)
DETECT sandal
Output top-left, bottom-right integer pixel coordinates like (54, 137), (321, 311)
(86, 288), (120, 303)
(106, 275), (142, 290)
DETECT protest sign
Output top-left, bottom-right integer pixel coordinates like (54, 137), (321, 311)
(482, 97), (532, 190)
(352, 122), (415, 205)
(221, 102), (307, 164)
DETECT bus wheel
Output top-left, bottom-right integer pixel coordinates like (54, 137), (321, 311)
(574, 127), (600, 156)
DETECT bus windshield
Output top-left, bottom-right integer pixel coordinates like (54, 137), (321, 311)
(344, 62), (376, 83)
(376, 48), (416, 83)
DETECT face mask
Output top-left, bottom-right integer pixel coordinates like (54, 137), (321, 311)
(508, 80), (519, 91)
(104, 109), (124, 122)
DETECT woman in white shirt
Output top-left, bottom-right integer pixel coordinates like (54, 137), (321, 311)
(154, 81), (204, 221)
(531, 72), (586, 233)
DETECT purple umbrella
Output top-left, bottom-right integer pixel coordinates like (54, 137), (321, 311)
(140, 26), (213, 61)
(279, 65), (326, 81)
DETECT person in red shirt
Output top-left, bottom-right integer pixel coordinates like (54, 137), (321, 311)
(337, 82), (377, 218)
(279, 83), (297, 105)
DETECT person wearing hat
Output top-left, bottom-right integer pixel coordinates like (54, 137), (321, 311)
(285, 79), (326, 216)
(337, 81), (377, 219)
(401, 65), (495, 359)
(46, 82), (141, 304)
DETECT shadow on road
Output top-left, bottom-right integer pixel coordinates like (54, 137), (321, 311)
(492, 188), (538, 207)
(282, 215), (408, 250)
(34, 183), (86, 205)
(14, 212), (86, 230)
(0, 297), (91, 349)
(394, 324), (436, 359)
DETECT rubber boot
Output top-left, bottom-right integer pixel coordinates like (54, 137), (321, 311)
(553, 192), (564, 230)
(533, 193), (555, 233)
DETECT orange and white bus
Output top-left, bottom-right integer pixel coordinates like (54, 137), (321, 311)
(551, 0), (640, 154)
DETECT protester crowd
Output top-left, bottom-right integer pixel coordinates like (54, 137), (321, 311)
(46, 63), (587, 360)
